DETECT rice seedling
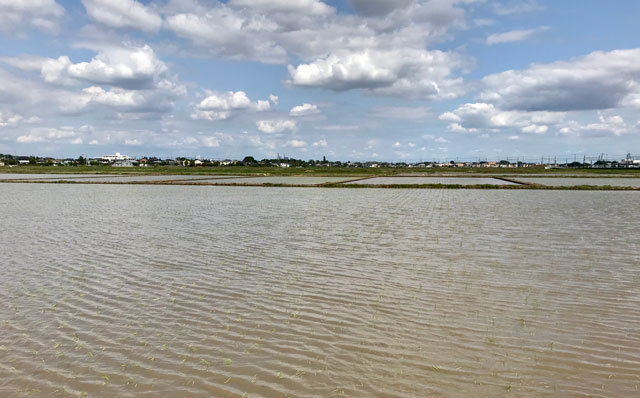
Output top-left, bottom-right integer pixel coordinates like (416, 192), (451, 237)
(333, 387), (346, 396)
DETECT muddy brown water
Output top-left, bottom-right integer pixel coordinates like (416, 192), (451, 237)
(1, 184), (639, 397)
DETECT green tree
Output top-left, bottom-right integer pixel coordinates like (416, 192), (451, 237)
(242, 156), (257, 164)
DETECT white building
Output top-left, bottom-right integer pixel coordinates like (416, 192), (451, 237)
(620, 157), (640, 168)
(112, 159), (136, 167)
(101, 152), (130, 163)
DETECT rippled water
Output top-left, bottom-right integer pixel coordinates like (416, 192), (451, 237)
(346, 177), (517, 185)
(0, 174), (119, 180)
(515, 177), (640, 187)
(1, 184), (639, 397)
(204, 177), (355, 185)
(0, 174), (243, 183)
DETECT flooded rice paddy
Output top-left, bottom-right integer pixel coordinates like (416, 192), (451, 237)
(0, 174), (243, 183)
(4, 174), (640, 188)
(345, 177), (517, 185)
(514, 177), (640, 187)
(1, 184), (639, 397)
(0, 174), (119, 180)
(203, 177), (355, 185)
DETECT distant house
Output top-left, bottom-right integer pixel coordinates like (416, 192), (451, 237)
(279, 163), (290, 168)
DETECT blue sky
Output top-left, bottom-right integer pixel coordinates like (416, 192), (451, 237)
(0, 0), (639, 161)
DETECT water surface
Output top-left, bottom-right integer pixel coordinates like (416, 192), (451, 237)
(346, 177), (517, 185)
(203, 176), (355, 185)
(1, 185), (638, 397)
(515, 177), (640, 187)
(0, 174), (118, 180)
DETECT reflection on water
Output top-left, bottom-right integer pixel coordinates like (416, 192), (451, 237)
(1, 184), (639, 397)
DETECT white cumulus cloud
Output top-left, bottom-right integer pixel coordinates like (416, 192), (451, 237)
(312, 139), (328, 147)
(41, 44), (169, 90)
(82, 0), (162, 32)
(0, 111), (38, 128)
(560, 113), (632, 137)
(16, 127), (78, 143)
(257, 119), (296, 134)
(165, 9), (287, 64)
(439, 102), (564, 134)
(0, 0), (65, 36)
(288, 48), (466, 99)
(229, 0), (334, 16)
(191, 91), (276, 121)
(287, 139), (307, 148)
(479, 48), (640, 112)
(290, 103), (320, 116)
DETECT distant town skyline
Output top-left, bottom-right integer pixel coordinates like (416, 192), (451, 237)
(1, 0), (639, 161)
